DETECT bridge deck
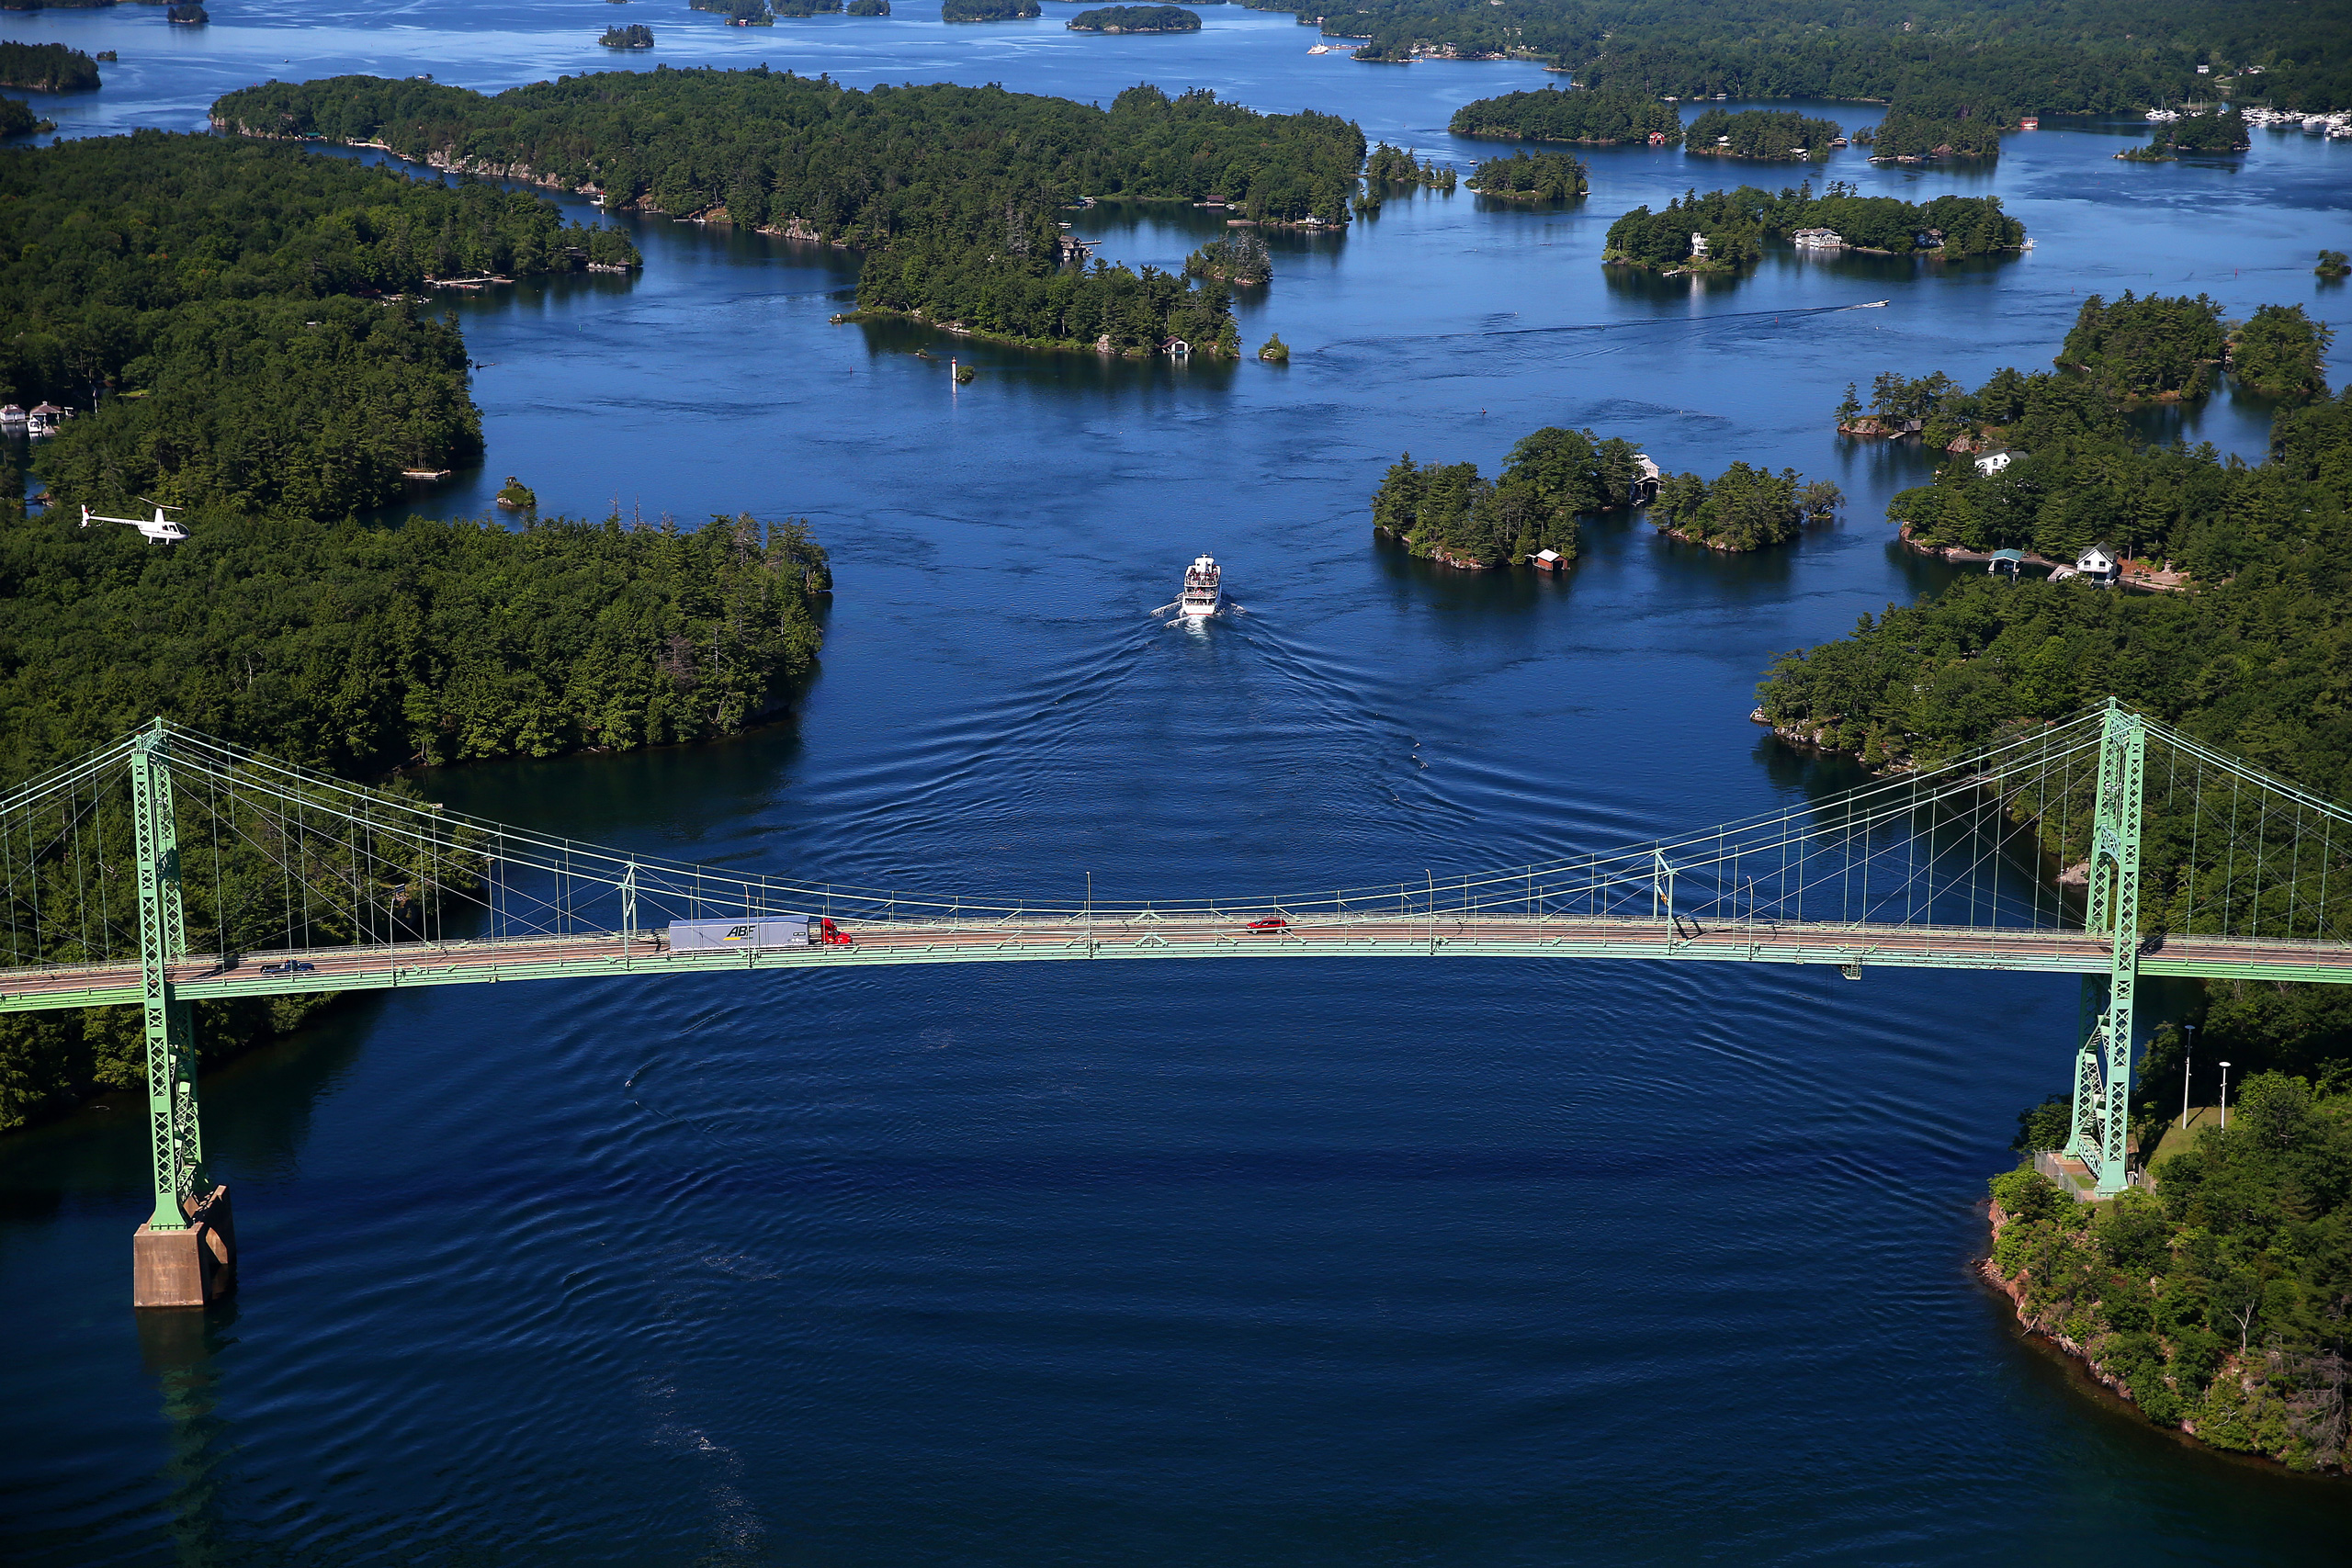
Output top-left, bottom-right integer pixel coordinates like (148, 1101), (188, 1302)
(2, 917), (2346, 1013)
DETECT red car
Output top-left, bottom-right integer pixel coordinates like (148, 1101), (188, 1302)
(1246, 917), (1289, 933)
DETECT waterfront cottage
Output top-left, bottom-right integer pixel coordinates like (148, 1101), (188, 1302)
(1532, 548), (1566, 571)
(1792, 227), (1846, 250)
(2075, 545), (2118, 582)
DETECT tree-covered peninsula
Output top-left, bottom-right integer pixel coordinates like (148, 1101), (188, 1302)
(1685, 107), (1842, 159)
(1067, 6), (1199, 30)
(1757, 348), (2350, 784)
(0, 39), (100, 92)
(1, 132), (640, 517)
(1447, 85), (1681, 145)
(942, 0), (1040, 18)
(1987, 1074), (2352, 1472)
(1465, 150), (1586, 201)
(1, 96), (54, 138)
(1370, 427), (1645, 568)
(210, 71), (1365, 355)
(1604, 182), (2025, 271)
(1235, 0), (2352, 115)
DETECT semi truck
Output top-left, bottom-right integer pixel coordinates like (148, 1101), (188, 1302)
(665, 916), (849, 951)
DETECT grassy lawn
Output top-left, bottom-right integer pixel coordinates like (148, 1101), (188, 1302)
(2149, 1105), (2226, 1169)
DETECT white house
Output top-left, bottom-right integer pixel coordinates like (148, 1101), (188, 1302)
(1974, 448), (2023, 476)
(1689, 231), (1710, 258)
(26, 402), (65, 438)
(2075, 545), (2118, 582)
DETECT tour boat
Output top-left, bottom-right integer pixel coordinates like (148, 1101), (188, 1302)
(1180, 555), (1223, 617)
(1307, 43), (1330, 53)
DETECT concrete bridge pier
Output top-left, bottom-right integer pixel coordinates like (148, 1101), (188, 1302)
(133, 1186), (236, 1309)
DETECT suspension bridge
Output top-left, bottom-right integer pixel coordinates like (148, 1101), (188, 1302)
(2, 704), (2346, 1306)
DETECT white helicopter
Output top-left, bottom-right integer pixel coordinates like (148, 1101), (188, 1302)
(80, 501), (189, 544)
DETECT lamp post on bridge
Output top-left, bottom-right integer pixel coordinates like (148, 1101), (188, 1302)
(2219, 1060), (2232, 1131)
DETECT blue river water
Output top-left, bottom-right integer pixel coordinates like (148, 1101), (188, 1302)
(5, 5), (2352, 1562)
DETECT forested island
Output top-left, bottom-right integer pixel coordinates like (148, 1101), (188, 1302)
(0, 39), (99, 92)
(1685, 107), (1842, 160)
(211, 71), (1364, 355)
(1370, 427), (1645, 569)
(1604, 182), (2025, 272)
(1465, 150), (1585, 201)
(1067, 6), (1198, 31)
(1447, 85), (1681, 145)
(1856, 107), (2005, 162)
(943, 0), (1039, 18)
(1359, 141), (1454, 203)
(3, 132), (640, 515)
(1184, 231), (1269, 285)
(693, 0), (775, 21)
(600, 23), (656, 47)
(1651, 464), (1839, 549)
(2121, 106), (2252, 159)
(1235, 0), (2350, 115)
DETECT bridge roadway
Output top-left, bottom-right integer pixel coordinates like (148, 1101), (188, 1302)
(3, 915), (2347, 1014)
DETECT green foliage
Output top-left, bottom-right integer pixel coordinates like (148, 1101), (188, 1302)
(1257, 333), (1290, 364)
(211, 71), (1362, 354)
(1467, 150), (1586, 201)
(1448, 85), (1681, 145)
(942, 0), (1039, 17)
(1363, 141), (1454, 188)
(2013, 1095), (2073, 1152)
(495, 476), (538, 509)
(1755, 335), (2352, 791)
(165, 1), (209, 20)
(0, 39), (99, 92)
(0, 96), (53, 139)
(1241, 0), (2352, 117)
(1650, 460), (1805, 550)
(2059, 291), (2226, 400)
(2156, 107), (2252, 152)
(39, 297), (481, 519)
(1373, 426), (1638, 566)
(694, 0), (775, 20)
(0, 504), (830, 1129)
(0, 130), (639, 410)
(1067, 6), (1200, 29)
(1604, 181), (2023, 271)
(2320, 251), (2351, 280)
(0, 504), (829, 786)
(2230, 304), (2335, 399)
(1185, 231), (1270, 285)
(599, 23), (656, 45)
(1857, 108), (2004, 160)
(1988, 1074), (2352, 1471)
(846, 0), (892, 13)
(771, 0), (843, 13)
(1686, 107), (1842, 160)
